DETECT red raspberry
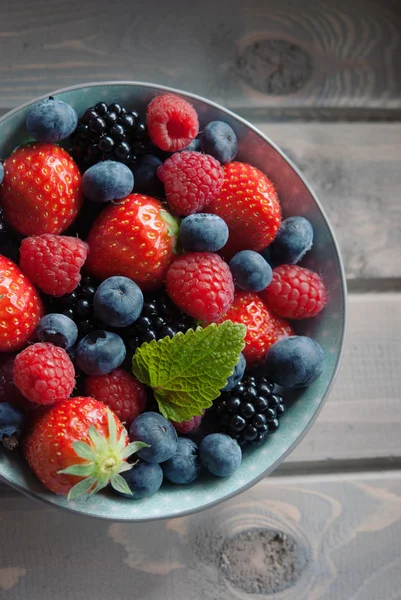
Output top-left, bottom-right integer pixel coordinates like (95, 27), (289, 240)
(215, 291), (293, 366)
(172, 412), (204, 434)
(13, 342), (75, 405)
(146, 93), (199, 152)
(166, 252), (234, 322)
(261, 265), (327, 319)
(19, 234), (88, 297)
(157, 151), (224, 216)
(85, 368), (147, 427)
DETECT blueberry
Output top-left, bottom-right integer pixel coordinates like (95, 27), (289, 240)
(229, 250), (272, 292)
(179, 213), (229, 252)
(132, 154), (164, 197)
(182, 138), (201, 152)
(116, 461), (163, 499)
(0, 403), (24, 448)
(264, 336), (324, 388)
(162, 437), (201, 484)
(199, 433), (242, 477)
(94, 276), (143, 328)
(222, 353), (246, 391)
(75, 330), (126, 375)
(26, 97), (78, 143)
(82, 160), (134, 203)
(261, 217), (313, 267)
(0, 162), (4, 185)
(200, 121), (238, 164)
(36, 313), (78, 350)
(129, 412), (178, 463)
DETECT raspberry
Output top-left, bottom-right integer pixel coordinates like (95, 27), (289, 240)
(215, 291), (293, 366)
(13, 342), (75, 405)
(85, 368), (147, 427)
(146, 94), (199, 152)
(172, 413), (204, 434)
(19, 234), (88, 297)
(166, 252), (234, 322)
(157, 151), (224, 216)
(261, 265), (327, 319)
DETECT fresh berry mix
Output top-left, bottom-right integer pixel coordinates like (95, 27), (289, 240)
(0, 90), (328, 505)
(123, 288), (194, 352)
(157, 151), (224, 216)
(70, 102), (148, 171)
(261, 264), (327, 319)
(212, 375), (283, 446)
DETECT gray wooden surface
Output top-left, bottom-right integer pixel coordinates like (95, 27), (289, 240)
(1, 0), (401, 598)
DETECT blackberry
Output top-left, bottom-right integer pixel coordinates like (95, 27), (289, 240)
(48, 275), (102, 339)
(123, 289), (195, 352)
(0, 207), (21, 264)
(69, 102), (149, 171)
(212, 375), (284, 446)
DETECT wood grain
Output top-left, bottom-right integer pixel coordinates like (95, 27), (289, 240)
(0, 0), (399, 112)
(1, 471), (401, 599)
(258, 122), (401, 279)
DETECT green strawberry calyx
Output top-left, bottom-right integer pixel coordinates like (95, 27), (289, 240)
(58, 408), (149, 501)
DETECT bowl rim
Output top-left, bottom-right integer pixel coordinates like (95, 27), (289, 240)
(0, 81), (347, 521)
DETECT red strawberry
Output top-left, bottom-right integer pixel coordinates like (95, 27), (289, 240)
(215, 291), (293, 366)
(19, 234), (88, 297)
(166, 252), (234, 322)
(24, 397), (145, 499)
(85, 368), (147, 427)
(260, 265), (327, 319)
(0, 143), (83, 236)
(86, 194), (178, 291)
(0, 255), (44, 352)
(206, 162), (281, 258)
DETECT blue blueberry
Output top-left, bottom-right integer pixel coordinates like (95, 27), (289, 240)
(179, 213), (229, 252)
(129, 412), (178, 464)
(264, 336), (324, 388)
(132, 154), (164, 197)
(82, 160), (134, 203)
(199, 433), (242, 477)
(182, 138), (201, 152)
(116, 461), (163, 499)
(261, 217), (313, 267)
(94, 276), (143, 328)
(222, 352), (246, 392)
(26, 97), (78, 143)
(75, 330), (126, 375)
(0, 162), (4, 185)
(36, 313), (78, 350)
(0, 403), (24, 446)
(229, 250), (272, 292)
(162, 437), (201, 484)
(200, 121), (238, 164)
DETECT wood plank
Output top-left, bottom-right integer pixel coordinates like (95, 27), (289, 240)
(1, 471), (401, 599)
(0, 0), (399, 112)
(258, 122), (401, 280)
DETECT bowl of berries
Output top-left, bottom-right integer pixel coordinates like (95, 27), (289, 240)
(0, 82), (346, 521)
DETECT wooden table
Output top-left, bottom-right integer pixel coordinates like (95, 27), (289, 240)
(1, 1), (401, 598)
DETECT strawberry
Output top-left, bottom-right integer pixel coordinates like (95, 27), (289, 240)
(0, 255), (44, 352)
(85, 194), (178, 291)
(0, 142), (83, 236)
(215, 291), (293, 366)
(206, 162), (281, 259)
(24, 396), (147, 499)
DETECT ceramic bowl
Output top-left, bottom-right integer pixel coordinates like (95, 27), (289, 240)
(0, 82), (346, 521)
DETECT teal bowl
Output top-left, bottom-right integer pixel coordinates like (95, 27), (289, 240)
(0, 82), (347, 521)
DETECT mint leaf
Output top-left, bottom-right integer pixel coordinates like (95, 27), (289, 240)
(132, 322), (246, 422)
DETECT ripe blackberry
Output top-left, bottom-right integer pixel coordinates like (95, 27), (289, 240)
(48, 275), (102, 339)
(124, 288), (195, 352)
(212, 375), (284, 446)
(69, 101), (149, 171)
(0, 207), (20, 264)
